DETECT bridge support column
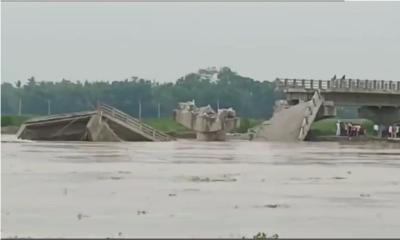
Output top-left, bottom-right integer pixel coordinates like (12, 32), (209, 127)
(316, 101), (337, 120)
(358, 106), (400, 126)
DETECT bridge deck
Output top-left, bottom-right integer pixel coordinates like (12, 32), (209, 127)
(25, 111), (97, 124)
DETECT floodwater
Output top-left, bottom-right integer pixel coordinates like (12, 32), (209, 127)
(1, 134), (400, 238)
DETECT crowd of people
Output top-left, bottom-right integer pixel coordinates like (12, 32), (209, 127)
(336, 121), (366, 137)
(335, 120), (400, 139)
(374, 124), (400, 138)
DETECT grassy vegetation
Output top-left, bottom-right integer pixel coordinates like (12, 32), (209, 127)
(310, 118), (375, 137)
(1, 115), (31, 127)
(237, 118), (262, 133)
(144, 117), (261, 135)
(143, 117), (190, 135)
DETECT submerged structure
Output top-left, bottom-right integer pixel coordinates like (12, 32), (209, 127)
(17, 104), (171, 142)
(173, 101), (239, 141)
(255, 77), (400, 141)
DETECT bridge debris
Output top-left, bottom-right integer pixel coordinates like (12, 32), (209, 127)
(254, 91), (324, 141)
(16, 104), (172, 142)
(173, 101), (240, 141)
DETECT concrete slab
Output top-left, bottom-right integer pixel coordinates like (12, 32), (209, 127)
(16, 105), (171, 142)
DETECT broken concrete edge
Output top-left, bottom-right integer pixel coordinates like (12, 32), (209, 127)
(253, 90), (324, 142)
(86, 114), (122, 142)
(25, 111), (97, 124)
(15, 124), (26, 138)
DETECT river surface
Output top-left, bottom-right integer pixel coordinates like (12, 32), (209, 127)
(1, 134), (400, 238)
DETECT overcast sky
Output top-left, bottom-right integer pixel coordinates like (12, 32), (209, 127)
(2, 2), (399, 83)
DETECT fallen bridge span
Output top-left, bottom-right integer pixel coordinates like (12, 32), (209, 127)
(17, 104), (172, 142)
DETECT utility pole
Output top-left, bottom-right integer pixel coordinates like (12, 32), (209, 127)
(138, 99), (142, 120)
(47, 100), (51, 115)
(157, 102), (161, 119)
(217, 98), (220, 111)
(18, 97), (22, 116)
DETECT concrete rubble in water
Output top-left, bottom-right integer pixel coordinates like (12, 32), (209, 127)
(173, 100), (240, 141)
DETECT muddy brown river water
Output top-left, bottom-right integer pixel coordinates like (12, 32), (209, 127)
(1, 134), (400, 238)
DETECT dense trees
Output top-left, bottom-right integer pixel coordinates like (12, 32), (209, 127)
(1, 67), (281, 119)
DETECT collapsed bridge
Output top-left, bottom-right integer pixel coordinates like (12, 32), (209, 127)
(17, 104), (172, 142)
(173, 101), (240, 141)
(255, 77), (400, 141)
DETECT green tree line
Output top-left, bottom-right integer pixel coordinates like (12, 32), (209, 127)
(1, 67), (281, 119)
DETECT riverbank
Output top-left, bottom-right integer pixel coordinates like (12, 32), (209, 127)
(310, 118), (374, 137)
(1, 126), (19, 134)
(1, 115), (31, 134)
(308, 135), (394, 143)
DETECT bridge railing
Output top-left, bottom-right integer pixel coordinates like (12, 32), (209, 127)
(298, 90), (323, 141)
(98, 103), (171, 141)
(276, 78), (400, 92)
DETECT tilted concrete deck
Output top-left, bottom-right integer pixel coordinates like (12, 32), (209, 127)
(17, 104), (172, 142)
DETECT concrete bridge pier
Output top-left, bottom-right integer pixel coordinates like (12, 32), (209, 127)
(173, 101), (239, 141)
(316, 101), (337, 120)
